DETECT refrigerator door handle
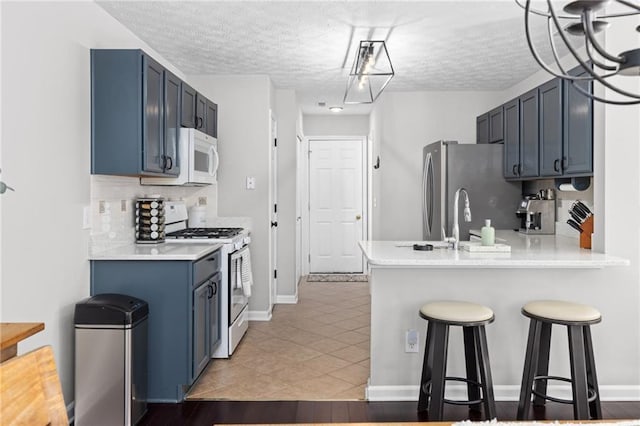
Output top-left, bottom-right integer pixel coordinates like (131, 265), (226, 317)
(422, 154), (428, 237)
(423, 152), (434, 238)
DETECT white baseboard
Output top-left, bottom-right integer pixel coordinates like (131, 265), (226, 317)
(366, 384), (640, 402)
(248, 309), (272, 321)
(276, 294), (298, 304)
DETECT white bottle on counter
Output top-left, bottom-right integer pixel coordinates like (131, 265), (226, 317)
(481, 219), (495, 246)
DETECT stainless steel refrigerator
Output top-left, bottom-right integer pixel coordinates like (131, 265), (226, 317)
(422, 141), (522, 241)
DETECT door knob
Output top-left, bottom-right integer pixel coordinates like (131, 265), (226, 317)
(355, 215), (362, 220)
(271, 221), (278, 227)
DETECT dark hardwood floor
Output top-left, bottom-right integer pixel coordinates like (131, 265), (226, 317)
(139, 401), (640, 425)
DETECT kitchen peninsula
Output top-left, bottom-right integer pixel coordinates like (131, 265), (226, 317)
(359, 231), (631, 402)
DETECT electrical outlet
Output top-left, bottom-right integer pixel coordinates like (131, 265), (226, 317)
(99, 200), (105, 214)
(198, 197), (207, 206)
(121, 200), (127, 212)
(405, 329), (419, 353)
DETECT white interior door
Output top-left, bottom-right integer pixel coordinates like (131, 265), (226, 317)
(269, 112), (278, 309)
(309, 139), (364, 273)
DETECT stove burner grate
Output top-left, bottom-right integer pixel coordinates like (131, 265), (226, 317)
(166, 227), (243, 239)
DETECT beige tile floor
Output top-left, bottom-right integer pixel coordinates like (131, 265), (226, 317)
(187, 277), (370, 400)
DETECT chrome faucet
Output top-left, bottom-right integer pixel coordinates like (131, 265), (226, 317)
(446, 188), (472, 250)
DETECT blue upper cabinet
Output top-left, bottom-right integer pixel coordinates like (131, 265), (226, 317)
(499, 65), (593, 180)
(143, 55), (165, 174)
(503, 98), (520, 178)
(91, 49), (178, 177)
(476, 113), (489, 144)
(563, 66), (593, 176)
(538, 78), (563, 177)
(205, 100), (218, 138)
(164, 70), (181, 176)
(181, 86), (217, 138)
(488, 106), (504, 143)
(180, 82), (197, 128)
(519, 88), (539, 178)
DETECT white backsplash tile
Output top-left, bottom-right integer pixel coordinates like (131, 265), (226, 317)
(90, 175), (219, 252)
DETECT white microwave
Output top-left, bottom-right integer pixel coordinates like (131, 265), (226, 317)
(142, 128), (218, 186)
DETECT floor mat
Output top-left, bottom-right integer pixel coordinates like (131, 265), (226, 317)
(306, 274), (369, 282)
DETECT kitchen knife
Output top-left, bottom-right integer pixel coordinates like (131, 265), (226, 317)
(569, 210), (583, 223)
(571, 202), (590, 221)
(576, 200), (592, 215)
(567, 219), (583, 233)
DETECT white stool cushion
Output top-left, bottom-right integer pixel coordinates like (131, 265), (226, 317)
(523, 300), (601, 323)
(420, 301), (494, 323)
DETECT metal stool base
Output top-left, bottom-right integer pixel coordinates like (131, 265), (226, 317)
(517, 318), (602, 420)
(417, 321), (496, 421)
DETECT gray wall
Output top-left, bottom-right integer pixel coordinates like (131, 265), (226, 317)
(303, 114), (370, 136)
(0, 1), (186, 405)
(188, 75), (274, 318)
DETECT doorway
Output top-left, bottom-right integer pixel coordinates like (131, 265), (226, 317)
(305, 137), (368, 274)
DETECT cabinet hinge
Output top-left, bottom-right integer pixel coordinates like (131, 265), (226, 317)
(274, 204), (277, 213)
(273, 269), (277, 279)
(274, 138), (277, 147)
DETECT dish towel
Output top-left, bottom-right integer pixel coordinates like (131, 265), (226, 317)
(240, 249), (253, 297)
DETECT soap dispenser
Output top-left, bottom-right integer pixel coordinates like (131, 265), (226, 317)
(481, 219), (495, 246)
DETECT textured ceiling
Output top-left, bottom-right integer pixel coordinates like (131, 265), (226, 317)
(97, 1), (570, 114)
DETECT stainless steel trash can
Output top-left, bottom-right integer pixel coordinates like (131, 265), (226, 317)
(75, 294), (148, 426)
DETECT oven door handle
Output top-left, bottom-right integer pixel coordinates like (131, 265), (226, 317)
(230, 245), (249, 260)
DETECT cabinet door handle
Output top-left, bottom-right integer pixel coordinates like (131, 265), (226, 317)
(166, 156), (173, 170)
(512, 164), (518, 176)
(207, 283), (214, 299)
(518, 164), (522, 175)
(197, 117), (203, 128)
(161, 155), (167, 170)
(212, 281), (217, 295)
(554, 159), (560, 172)
(562, 156), (568, 170)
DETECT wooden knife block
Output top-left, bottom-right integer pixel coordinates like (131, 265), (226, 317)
(580, 215), (594, 249)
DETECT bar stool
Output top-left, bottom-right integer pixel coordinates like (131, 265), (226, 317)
(417, 301), (496, 420)
(517, 300), (602, 420)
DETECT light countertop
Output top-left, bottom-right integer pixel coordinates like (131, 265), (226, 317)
(89, 242), (222, 261)
(359, 231), (629, 269)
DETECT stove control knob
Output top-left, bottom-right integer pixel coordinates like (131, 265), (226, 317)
(243, 236), (251, 245)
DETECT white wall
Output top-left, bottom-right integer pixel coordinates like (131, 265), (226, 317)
(369, 90), (503, 240)
(274, 89), (298, 301)
(0, 1), (186, 405)
(187, 75), (273, 318)
(303, 114), (369, 136)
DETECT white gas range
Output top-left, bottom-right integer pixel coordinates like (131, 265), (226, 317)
(164, 201), (251, 358)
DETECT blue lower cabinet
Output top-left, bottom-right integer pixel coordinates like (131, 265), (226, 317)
(90, 250), (220, 403)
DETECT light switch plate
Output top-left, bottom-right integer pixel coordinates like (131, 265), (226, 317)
(246, 176), (256, 190)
